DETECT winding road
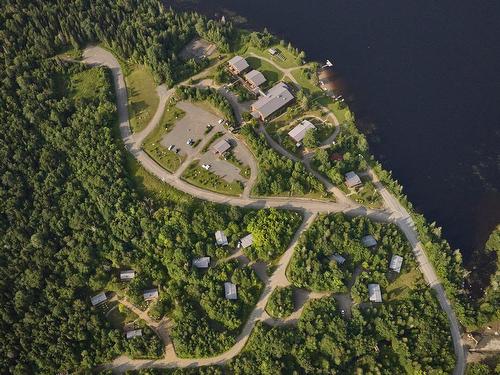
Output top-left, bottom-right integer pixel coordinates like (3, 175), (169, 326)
(82, 46), (465, 374)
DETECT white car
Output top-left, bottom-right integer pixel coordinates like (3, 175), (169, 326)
(186, 138), (194, 145)
(202, 164), (211, 170)
(168, 144), (175, 151)
(218, 119), (224, 124)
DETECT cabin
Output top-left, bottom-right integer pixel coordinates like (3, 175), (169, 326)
(389, 255), (403, 273)
(330, 254), (346, 265)
(228, 56), (249, 75)
(361, 235), (377, 248)
(215, 230), (228, 246)
(244, 70), (266, 89)
(143, 288), (159, 301)
(213, 139), (231, 155)
(224, 282), (238, 300)
(368, 284), (382, 303)
(251, 82), (294, 121)
(288, 120), (316, 143)
(126, 329), (142, 339)
(120, 270), (135, 281)
(90, 292), (107, 306)
(345, 171), (362, 189)
(192, 257), (211, 269)
(239, 234), (253, 249)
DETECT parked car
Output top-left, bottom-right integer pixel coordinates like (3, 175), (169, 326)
(186, 138), (194, 146)
(168, 144), (175, 151)
(202, 164), (211, 170)
(218, 119), (224, 124)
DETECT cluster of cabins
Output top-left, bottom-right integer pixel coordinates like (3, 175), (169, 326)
(330, 234), (404, 304)
(228, 55), (295, 121)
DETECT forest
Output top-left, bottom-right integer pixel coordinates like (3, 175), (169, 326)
(0, 0), (295, 372)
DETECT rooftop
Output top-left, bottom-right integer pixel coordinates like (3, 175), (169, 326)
(244, 69), (266, 87)
(345, 171), (362, 188)
(368, 283), (382, 303)
(120, 270), (135, 280)
(330, 253), (346, 264)
(126, 329), (142, 339)
(240, 233), (253, 248)
(224, 282), (238, 300)
(288, 120), (316, 142)
(193, 256), (211, 269)
(90, 292), (107, 306)
(228, 55), (249, 73)
(389, 255), (403, 273)
(143, 288), (159, 301)
(215, 230), (228, 246)
(361, 235), (377, 248)
(251, 82), (294, 120)
(213, 139), (231, 154)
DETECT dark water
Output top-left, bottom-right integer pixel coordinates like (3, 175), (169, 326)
(172, 1), (500, 271)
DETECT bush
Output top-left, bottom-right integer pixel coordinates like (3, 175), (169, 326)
(266, 286), (294, 318)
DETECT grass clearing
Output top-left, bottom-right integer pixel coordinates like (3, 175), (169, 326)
(347, 179), (383, 209)
(182, 161), (243, 196)
(126, 65), (159, 133)
(69, 68), (108, 101)
(107, 303), (138, 329)
(292, 67), (321, 95)
(143, 104), (186, 172)
(386, 269), (422, 301)
(243, 44), (301, 70)
(317, 96), (352, 125)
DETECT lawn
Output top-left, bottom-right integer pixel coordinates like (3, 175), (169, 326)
(317, 96), (352, 125)
(386, 268), (422, 301)
(125, 65), (159, 133)
(243, 44), (301, 70)
(244, 56), (284, 87)
(347, 180), (383, 209)
(182, 161), (244, 196)
(291, 66), (321, 95)
(143, 104), (186, 172)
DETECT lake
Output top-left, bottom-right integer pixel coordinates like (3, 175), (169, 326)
(171, 0), (500, 276)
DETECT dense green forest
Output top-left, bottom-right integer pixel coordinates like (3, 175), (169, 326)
(0, 0), (296, 372)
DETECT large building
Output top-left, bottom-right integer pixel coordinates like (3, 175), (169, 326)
(244, 69), (266, 89)
(251, 82), (294, 121)
(228, 56), (249, 75)
(288, 120), (316, 142)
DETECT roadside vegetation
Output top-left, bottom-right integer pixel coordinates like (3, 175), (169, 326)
(143, 104), (186, 172)
(182, 161), (244, 196)
(126, 65), (159, 132)
(266, 286), (295, 319)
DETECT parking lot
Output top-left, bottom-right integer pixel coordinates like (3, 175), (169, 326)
(160, 101), (222, 160)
